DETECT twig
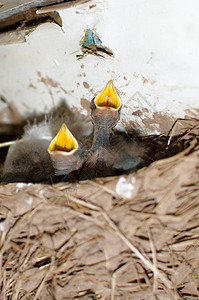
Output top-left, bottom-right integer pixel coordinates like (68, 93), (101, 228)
(33, 256), (55, 300)
(66, 194), (174, 291)
(66, 194), (101, 211)
(147, 224), (158, 293)
(0, 141), (17, 148)
(100, 209), (171, 286)
(89, 180), (119, 198)
(111, 272), (116, 300)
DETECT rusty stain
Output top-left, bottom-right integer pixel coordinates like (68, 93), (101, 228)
(133, 72), (139, 78)
(83, 82), (90, 89)
(0, 95), (25, 124)
(0, 93), (29, 125)
(141, 112), (175, 133)
(131, 108), (149, 117)
(45, 76), (59, 88)
(122, 111), (175, 133)
(60, 87), (68, 94)
(82, 72), (86, 77)
(0, 110), (5, 123)
(80, 97), (91, 114)
(80, 64), (84, 69)
(150, 80), (156, 85)
(37, 72), (55, 106)
(123, 76), (127, 81)
(184, 108), (199, 118)
(89, 4), (97, 9)
(6, 102), (25, 124)
(116, 88), (125, 97)
(0, 94), (8, 105)
(142, 108), (149, 114)
(37, 71), (42, 78)
(142, 77), (148, 85)
(37, 72), (60, 88)
(70, 104), (91, 121)
(28, 83), (36, 89)
(121, 119), (141, 132)
(131, 110), (143, 117)
(21, 102), (31, 109)
(146, 51), (154, 64)
(37, 72), (69, 105)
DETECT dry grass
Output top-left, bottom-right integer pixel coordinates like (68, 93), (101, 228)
(0, 118), (199, 299)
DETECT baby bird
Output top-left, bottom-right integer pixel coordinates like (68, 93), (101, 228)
(48, 123), (84, 179)
(81, 80), (146, 179)
(91, 79), (122, 150)
(2, 103), (92, 183)
(80, 80), (122, 179)
(47, 80), (123, 180)
(2, 122), (55, 183)
(2, 82), (147, 183)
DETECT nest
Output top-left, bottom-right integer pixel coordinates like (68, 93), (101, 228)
(0, 118), (199, 299)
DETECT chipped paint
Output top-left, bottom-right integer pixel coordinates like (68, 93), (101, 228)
(78, 29), (113, 58)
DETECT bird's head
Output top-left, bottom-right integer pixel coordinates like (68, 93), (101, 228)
(91, 80), (122, 130)
(48, 123), (83, 176)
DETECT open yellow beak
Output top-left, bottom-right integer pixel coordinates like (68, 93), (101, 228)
(48, 123), (78, 155)
(94, 80), (121, 110)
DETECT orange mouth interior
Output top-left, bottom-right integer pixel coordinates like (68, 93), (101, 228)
(48, 123), (78, 154)
(94, 80), (121, 109)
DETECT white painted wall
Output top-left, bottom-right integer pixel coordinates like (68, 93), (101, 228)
(0, 0), (199, 133)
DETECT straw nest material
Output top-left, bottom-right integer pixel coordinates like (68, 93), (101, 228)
(0, 118), (199, 300)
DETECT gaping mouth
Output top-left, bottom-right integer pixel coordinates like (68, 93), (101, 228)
(48, 123), (78, 155)
(94, 80), (121, 110)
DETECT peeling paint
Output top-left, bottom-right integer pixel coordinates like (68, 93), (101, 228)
(78, 29), (113, 58)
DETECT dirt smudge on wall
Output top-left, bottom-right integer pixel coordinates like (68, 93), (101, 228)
(37, 72), (59, 88)
(0, 97), (25, 124)
(184, 108), (199, 118)
(80, 97), (91, 114)
(142, 76), (148, 84)
(83, 81), (90, 89)
(141, 111), (175, 133)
